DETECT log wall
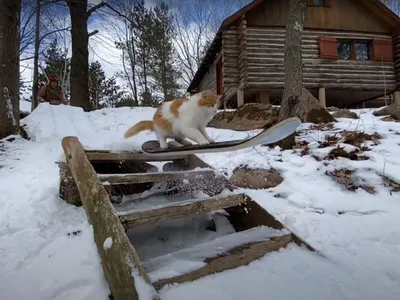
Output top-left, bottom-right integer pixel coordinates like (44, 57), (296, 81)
(392, 30), (400, 90)
(198, 56), (217, 93)
(244, 27), (396, 91)
(221, 25), (240, 97)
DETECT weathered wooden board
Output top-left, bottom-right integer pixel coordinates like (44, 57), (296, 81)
(119, 193), (249, 230)
(85, 150), (187, 162)
(61, 136), (160, 300)
(152, 234), (293, 290)
(98, 169), (216, 185)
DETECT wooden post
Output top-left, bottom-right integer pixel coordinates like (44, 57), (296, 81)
(61, 136), (159, 300)
(318, 87), (326, 107)
(258, 90), (270, 105)
(237, 88), (244, 107)
(394, 90), (400, 105)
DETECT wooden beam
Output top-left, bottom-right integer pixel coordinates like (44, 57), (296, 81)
(237, 88), (244, 107)
(318, 87), (326, 107)
(85, 150), (188, 162)
(61, 136), (159, 300)
(394, 90), (400, 104)
(257, 90), (270, 104)
(152, 234), (293, 290)
(119, 193), (249, 230)
(98, 169), (216, 185)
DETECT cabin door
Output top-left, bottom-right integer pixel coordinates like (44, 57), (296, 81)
(216, 57), (223, 95)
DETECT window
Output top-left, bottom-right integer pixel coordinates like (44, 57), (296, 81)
(337, 41), (352, 60)
(355, 42), (371, 60)
(319, 36), (392, 61)
(337, 40), (371, 60)
(307, 0), (329, 6)
(311, 0), (324, 5)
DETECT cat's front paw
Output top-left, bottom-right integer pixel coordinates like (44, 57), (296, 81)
(198, 140), (210, 146)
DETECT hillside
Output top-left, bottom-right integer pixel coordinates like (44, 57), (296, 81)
(0, 103), (400, 300)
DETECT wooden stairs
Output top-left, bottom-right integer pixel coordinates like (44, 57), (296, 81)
(59, 136), (321, 300)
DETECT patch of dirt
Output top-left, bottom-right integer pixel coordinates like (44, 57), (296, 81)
(306, 107), (336, 124)
(209, 103), (279, 131)
(331, 109), (359, 119)
(327, 168), (375, 194)
(319, 134), (340, 148)
(325, 146), (369, 161)
(309, 122), (335, 131)
(293, 140), (309, 156)
(230, 165), (284, 189)
(381, 176), (400, 193)
(341, 131), (382, 149)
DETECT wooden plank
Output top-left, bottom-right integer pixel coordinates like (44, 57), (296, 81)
(119, 193), (249, 230)
(98, 169), (216, 185)
(152, 234), (293, 290)
(85, 150), (188, 162)
(61, 136), (159, 300)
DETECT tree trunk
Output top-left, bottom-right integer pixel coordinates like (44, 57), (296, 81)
(278, 0), (334, 148)
(31, 0), (40, 111)
(66, 0), (91, 111)
(279, 0), (307, 122)
(0, 0), (21, 139)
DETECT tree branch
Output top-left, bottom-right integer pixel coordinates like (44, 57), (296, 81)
(87, 1), (107, 18)
(88, 30), (99, 37)
(39, 26), (71, 43)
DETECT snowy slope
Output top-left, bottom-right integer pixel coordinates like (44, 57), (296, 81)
(1, 103), (400, 300)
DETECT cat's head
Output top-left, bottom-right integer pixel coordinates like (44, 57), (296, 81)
(197, 90), (221, 114)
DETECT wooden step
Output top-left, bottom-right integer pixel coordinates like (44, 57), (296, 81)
(98, 169), (217, 185)
(85, 150), (187, 162)
(141, 226), (292, 290)
(118, 193), (249, 230)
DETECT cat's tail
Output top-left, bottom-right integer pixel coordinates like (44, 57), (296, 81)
(123, 121), (154, 138)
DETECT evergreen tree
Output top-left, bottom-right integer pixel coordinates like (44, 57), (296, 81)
(132, 0), (154, 101)
(149, 2), (181, 102)
(88, 61), (124, 109)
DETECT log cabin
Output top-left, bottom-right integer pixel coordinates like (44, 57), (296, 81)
(187, 0), (400, 108)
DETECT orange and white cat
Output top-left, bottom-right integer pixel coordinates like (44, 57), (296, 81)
(123, 90), (221, 149)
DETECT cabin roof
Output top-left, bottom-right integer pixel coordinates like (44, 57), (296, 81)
(187, 0), (400, 93)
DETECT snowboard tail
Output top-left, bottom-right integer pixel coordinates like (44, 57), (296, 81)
(141, 117), (301, 157)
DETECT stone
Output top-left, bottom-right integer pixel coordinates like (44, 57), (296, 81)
(229, 166), (284, 189)
(298, 88), (336, 124)
(373, 104), (400, 120)
(331, 109), (359, 119)
(381, 116), (396, 122)
(327, 106), (340, 112)
(208, 103), (279, 131)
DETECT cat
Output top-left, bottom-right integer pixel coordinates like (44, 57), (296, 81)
(123, 90), (221, 149)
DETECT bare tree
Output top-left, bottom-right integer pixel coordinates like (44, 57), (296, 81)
(0, 0), (21, 139)
(170, 0), (251, 88)
(279, 0), (334, 147)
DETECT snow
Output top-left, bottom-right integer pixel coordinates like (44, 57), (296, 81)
(1, 103), (400, 299)
(20, 99), (32, 113)
(103, 237), (113, 251)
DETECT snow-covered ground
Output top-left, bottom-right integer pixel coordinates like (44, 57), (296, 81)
(1, 103), (400, 300)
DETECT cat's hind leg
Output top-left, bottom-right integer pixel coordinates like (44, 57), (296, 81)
(179, 127), (210, 145)
(154, 127), (168, 149)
